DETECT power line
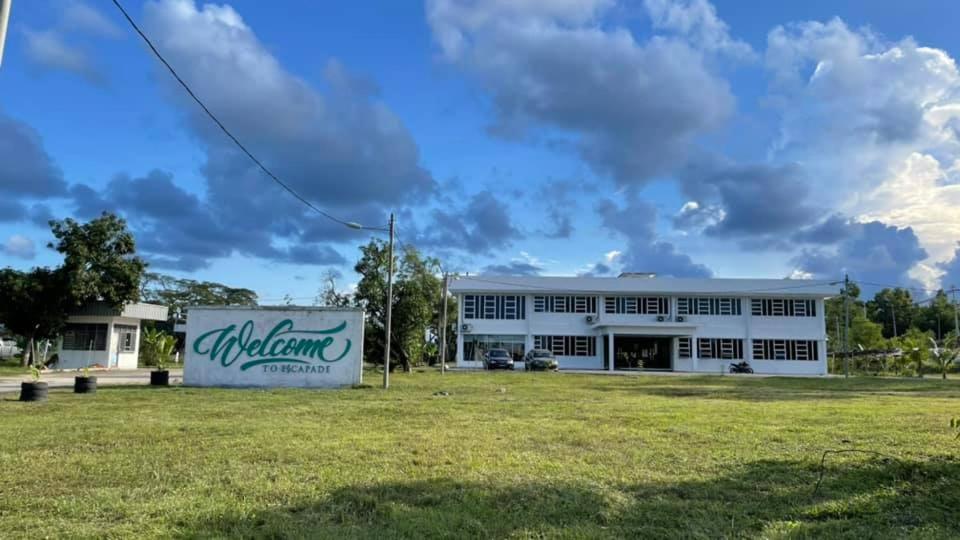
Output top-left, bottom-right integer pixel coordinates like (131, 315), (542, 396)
(110, 0), (382, 231)
(853, 280), (934, 294)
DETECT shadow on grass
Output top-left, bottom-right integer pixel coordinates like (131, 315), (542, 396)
(585, 376), (960, 403)
(178, 455), (960, 538)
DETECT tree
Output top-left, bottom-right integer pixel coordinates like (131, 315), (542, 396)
(49, 212), (146, 310)
(915, 290), (954, 339)
(0, 267), (71, 366)
(315, 270), (351, 307)
(930, 331), (959, 380)
(352, 239), (444, 372)
(894, 327), (932, 377)
(141, 272), (258, 322)
(825, 281), (862, 354)
(867, 288), (916, 339)
(141, 327), (176, 368)
(849, 314), (887, 351)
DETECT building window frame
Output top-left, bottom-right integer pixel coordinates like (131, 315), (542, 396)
(61, 323), (108, 351)
(115, 324), (138, 353)
(533, 335), (597, 357)
(696, 338), (744, 360)
(752, 339), (819, 361)
(603, 296), (669, 315)
(463, 295), (526, 320)
(750, 298), (817, 317)
(533, 295), (598, 314)
(677, 297), (742, 316)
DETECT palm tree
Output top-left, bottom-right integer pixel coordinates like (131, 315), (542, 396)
(929, 336), (958, 380)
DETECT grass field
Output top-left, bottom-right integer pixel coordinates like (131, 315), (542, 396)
(1, 371), (959, 539)
(0, 357), (27, 376)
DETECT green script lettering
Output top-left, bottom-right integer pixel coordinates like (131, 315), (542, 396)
(192, 319), (352, 371)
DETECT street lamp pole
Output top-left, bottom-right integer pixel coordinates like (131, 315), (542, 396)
(439, 272), (448, 375)
(843, 274), (850, 378)
(383, 213), (395, 389)
(0, 0), (12, 68)
(952, 285), (959, 342)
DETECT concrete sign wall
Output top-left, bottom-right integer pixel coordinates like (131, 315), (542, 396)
(184, 306), (364, 388)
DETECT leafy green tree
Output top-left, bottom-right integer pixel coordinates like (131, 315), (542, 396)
(352, 239), (447, 372)
(850, 314), (887, 351)
(825, 281), (862, 353)
(867, 288), (917, 339)
(49, 212), (146, 310)
(930, 331), (958, 380)
(894, 327), (932, 377)
(141, 327), (176, 369)
(141, 272), (258, 324)
(915, 290), (956, 339)
(0, 267), (71, 366)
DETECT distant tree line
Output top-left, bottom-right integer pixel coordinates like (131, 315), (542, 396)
(825, 282), (960, 377)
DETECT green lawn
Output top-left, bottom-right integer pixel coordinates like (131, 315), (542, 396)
(0, 357), (27, 376)
(1, 371), (958, 539)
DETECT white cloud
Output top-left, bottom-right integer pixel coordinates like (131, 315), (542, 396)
(859, 152), (960, 268)
(672, 200), (725, 232)
(764, 18), (960, 286)
(643, 0), (754, 59)
(426, 0), (736, 185)
(1, 235), (36, 260)
(21, 28), (104, 84)
(63, 1), (124, 39)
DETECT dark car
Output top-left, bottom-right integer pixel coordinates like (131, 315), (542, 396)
(524, 349), (558, 371)
(483, 348), (515, 370)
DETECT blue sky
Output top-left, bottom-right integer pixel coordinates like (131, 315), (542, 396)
(2, 0), (960, 302)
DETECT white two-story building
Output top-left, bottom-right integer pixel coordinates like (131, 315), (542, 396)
(449, 275), (837, 376)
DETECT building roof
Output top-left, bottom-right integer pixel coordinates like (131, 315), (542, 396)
(69, 302), (169, 321)
(449, 276), (839, 297)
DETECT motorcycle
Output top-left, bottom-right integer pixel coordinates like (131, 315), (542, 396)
(729, 361), (754, 374)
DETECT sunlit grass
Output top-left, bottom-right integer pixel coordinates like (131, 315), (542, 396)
(1, 370), (958, 538)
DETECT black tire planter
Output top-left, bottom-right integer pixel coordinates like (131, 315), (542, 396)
(19, 382), (48, 402)
(150, 370), (170, 387)
(74, 376), (97, 394)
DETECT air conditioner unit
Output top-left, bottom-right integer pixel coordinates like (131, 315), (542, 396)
(656, 315), (666, 322)
(676, 315), (686, 323)
(585, 315), (595, 324)
(460, 323), (473, 333)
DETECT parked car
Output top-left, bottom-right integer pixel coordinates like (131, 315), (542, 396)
(524, 349), (558, 371)
(483, 348), (515, 370)
(0, 337), (22, 359)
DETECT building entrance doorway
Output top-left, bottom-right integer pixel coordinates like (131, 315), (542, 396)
(613, 336), (672, 370)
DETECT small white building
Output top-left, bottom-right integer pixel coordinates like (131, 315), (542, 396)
(449, 275), (837, 376)
(56, 302), (169, 370)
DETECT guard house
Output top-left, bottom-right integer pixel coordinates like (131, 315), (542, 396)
(449, 275), (836, 376)
(56, 302), (169, 370)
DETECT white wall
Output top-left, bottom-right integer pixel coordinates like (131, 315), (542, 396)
(56, 316), (142, 370)
(455, 292), (828, 376)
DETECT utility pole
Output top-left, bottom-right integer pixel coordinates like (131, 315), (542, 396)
(843, 274), (850, 378)
(439, 273), (448, 375)
(383, 213), (395, 390)
(0, 0), (11, 68)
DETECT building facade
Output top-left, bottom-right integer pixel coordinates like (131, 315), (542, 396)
(449, 276), (836, 376)
(56, 302), (168, 370)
